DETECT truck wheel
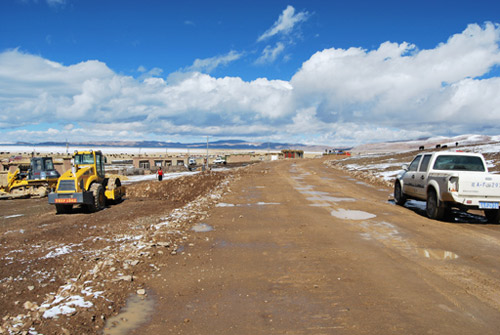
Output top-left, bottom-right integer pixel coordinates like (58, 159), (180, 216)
(484, 209), (500, 224)
(56, 204), (72, 214)
(88, 183), (105, 212)
(426, 189), (446, 220)
(394, 181), (406, 206)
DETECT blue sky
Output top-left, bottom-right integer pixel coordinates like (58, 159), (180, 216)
(1, 0), (500, 146)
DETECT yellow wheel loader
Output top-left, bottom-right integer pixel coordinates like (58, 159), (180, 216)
(0, 157), (60, 199)
(48, 150), (125, 214)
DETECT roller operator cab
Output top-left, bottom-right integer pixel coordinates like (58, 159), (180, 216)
(48, 150), (125, 214)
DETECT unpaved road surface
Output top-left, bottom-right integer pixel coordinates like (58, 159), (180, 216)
(2, 158), (500, 334)
(138, 159), (500, 335)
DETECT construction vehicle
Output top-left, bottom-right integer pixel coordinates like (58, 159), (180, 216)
(48, 150), (125, 214)
(0, 157), (60, 199)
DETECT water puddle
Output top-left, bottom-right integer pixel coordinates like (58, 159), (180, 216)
(216, 203), (237, 207)
(300, 190), (329, 196)
(254, 202), (280, 206)
(405, 200), (426, 211)
(417, 248), (459, 260)
(103, 294), (155, 335)
(331, 208), (376, 220)
(307, 196), (355, 203)
(191, 223), (214, 232)
(294, 185), (314, 191)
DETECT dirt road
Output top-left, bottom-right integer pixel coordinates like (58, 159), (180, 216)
(137, 158), (500, 334)
(2, 158), (500, 334)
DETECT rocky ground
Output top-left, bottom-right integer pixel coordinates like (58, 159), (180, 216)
(0, 169), (240, 334)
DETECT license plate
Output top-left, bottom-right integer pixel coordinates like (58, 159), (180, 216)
(55, 198), (77, 204)
(479, 202), (499, 209)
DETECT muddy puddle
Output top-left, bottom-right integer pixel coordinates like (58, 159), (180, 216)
(103, 294), (155, 335)
(331, 208), (376, 220)
(417, 248), (459, 260)
(191, 223), (214, 232)
(299, 190), (329, 196)
(307, 196), (355, 203)
(216, 202), (236, 207)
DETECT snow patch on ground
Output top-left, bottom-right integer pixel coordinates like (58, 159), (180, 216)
(42, 294), (93, 318)
(42, 244), (81, 259)
(122, 170), (200, 184)
(3, 214), (24, 219)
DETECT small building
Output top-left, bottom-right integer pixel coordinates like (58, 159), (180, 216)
(132, 156), (188, 172)
(281, 149), (304, 159)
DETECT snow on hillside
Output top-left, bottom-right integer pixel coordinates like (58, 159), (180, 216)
(327, 136), (500, 187)
(352, 134), (500, 154)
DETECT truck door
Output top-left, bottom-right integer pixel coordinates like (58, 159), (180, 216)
(414, 154), (432, 198)
(403, 155), (422, 197)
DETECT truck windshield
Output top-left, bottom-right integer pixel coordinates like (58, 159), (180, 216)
(74, 154), (94, 165)
(433, 155), (485, 172)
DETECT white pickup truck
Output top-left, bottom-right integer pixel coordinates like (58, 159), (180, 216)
(394, 151), (500, 223)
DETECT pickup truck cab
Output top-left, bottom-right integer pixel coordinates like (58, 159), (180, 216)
(394, 151), (500, 223)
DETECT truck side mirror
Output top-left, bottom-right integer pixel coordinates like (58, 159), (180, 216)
(402, 164), (408, 171)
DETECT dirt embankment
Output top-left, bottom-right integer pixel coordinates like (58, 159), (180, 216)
(0, 168), (243, 334)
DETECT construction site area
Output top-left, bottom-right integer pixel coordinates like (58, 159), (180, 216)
(2, 145), (500, 335)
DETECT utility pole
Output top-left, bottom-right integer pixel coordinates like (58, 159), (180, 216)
(206, 136), (209, 170)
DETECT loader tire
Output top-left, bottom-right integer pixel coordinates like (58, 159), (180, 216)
(88, 183), (105, 213)
(107, 178), (122, 204)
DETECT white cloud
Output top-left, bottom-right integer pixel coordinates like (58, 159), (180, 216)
(255, 42), (286, 64)
(187, 50), (243, 73)
(1, 23), (500, 146)
(290, 23), (500, 131)
(257, 5), (309, 42)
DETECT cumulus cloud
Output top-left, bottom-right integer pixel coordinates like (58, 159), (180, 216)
(290, 23), (500, 134)
(187, 50), (243, 73)
(1, 23), (500, 146)
(257, 5), (310, 42)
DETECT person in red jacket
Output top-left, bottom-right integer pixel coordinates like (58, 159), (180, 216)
(156, 167), (163, 181)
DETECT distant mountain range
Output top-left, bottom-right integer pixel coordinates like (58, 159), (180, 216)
(6, 139), (334, 151)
